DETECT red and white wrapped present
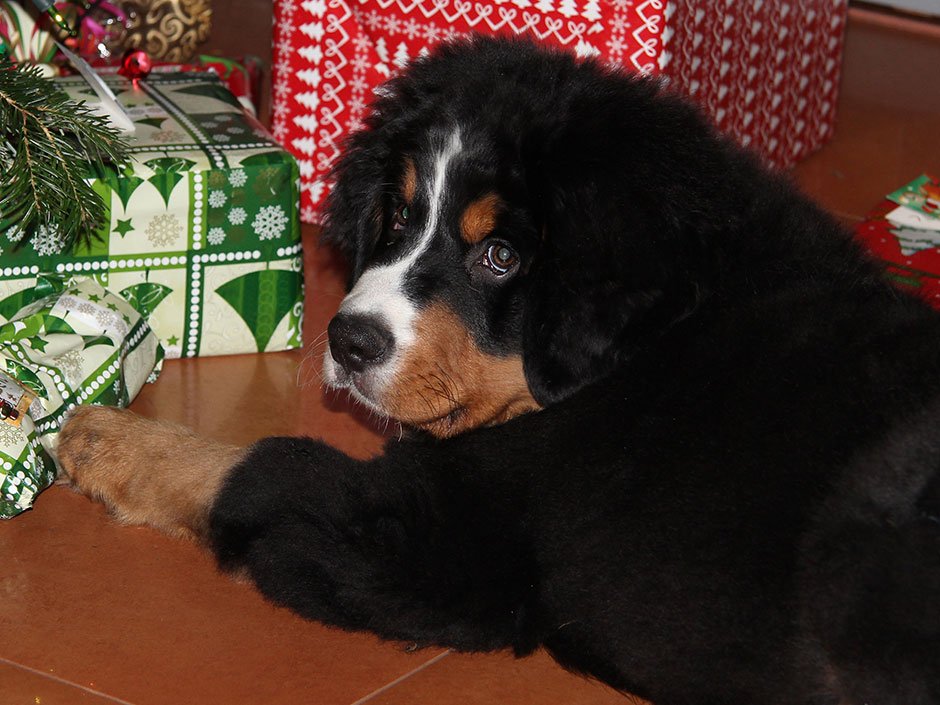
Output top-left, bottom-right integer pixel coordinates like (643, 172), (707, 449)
(271, 0), (848, 222)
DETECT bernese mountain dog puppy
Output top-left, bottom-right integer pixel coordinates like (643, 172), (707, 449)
(57, 37), (940, 705)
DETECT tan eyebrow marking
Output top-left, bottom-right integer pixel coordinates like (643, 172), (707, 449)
(402, 158), (417, 204)
(460, 192), (502, 245)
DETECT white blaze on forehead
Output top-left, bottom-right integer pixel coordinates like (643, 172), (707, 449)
(423, 129), (462, 241)
(337, 128), (464, 348)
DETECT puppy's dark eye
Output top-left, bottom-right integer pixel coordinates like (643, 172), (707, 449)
(392, 204), (410, 231)
(484, 242), (518, 274)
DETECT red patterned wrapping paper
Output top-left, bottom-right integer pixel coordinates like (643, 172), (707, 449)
(271, 0), (847, 222)
(855, 199), (940, 309)
(667, 1), (845, 169)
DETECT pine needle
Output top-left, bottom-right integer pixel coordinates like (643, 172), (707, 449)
(0, 59), (130, 251)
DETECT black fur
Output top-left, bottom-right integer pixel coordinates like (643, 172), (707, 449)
(209, 38), (940, 704)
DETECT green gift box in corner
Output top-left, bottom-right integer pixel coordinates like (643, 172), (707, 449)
(0, 72), (303, 358)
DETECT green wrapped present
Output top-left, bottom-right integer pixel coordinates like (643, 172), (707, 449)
(0, 72), (304, 358)
(0, 274), (163, 518)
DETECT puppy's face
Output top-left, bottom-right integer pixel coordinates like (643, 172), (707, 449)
(322, 127), (542, 437)
(322, 38), (713, 436)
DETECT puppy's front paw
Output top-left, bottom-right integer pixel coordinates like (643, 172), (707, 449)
(57, 406), (245, 541)
(56, 406), (139, 497)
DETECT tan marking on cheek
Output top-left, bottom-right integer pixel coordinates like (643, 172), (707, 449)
(381, 303), (541, 438)
(402, 158), (417, 204)
(460, 193), (502, 245)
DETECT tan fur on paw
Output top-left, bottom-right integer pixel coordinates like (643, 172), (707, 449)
(56, 407), (246, 542)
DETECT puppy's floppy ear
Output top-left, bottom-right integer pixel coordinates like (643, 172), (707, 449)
(520, 147), (705, 408)
(521, 226), (668, 407)
(321, 129), (391, 288)
(514, 58), (739, 407)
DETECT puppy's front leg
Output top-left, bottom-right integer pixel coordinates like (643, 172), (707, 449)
(56, 406), (245, 542)
(59, 408), (539, 653)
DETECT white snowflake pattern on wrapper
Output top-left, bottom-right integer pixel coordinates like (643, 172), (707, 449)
(228, 207), (247, 225)
(209, 190), (227, 208)
(146, 213), (183, 247)
(5, 226), (24, 243)
(74, 301), (97, 316)
(94, 307), (116, 329)
(252, 205), (289, 240)
(31, 225), (64, 255)
(52, 349), (85, 387)
(58, 294), (129, 339)
(0, 423), (24, 448)
(207, 227), (226, 245)
(228, 169), (248, 188)
(152, 129), (186, 144)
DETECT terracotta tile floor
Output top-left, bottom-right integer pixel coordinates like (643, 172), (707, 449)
(3, 8), (939, 705)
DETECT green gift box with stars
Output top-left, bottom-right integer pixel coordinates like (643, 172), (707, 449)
(0, 72), (303, 358)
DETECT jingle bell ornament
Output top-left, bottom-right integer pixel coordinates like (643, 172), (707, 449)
(120, 49), (152, 80)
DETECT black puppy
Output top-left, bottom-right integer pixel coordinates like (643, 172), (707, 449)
(58, 37), (940, 705)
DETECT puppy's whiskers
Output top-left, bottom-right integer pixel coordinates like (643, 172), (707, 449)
(299, 330), (331, 389)
(431, 364), (460, 408)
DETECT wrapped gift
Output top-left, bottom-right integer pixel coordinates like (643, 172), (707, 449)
(94, 55), (266, 117)
(68, 0), (212, 64)
(99, 0), (211, 63)
(0, 72), (304, 359)
(855, 174), (940, 308)
(270, 0), (847, 221)
(0, 0), (58, 65)
(0, 274), (163, 518)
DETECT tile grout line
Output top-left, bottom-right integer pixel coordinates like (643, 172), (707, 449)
(0, 655), (138, 705)
(349, 649), (454, 705)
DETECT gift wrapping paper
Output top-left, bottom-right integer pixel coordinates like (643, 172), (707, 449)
(94, 55), (266, 117)
(855, 174), (940, 308)
(0, 0), (58, 64)
(270, 0), (847, 221)
(0, 274), (163, 518)
(0, 72), (304, 359)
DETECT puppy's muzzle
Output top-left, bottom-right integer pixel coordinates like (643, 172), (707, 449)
(327, 312), (395, 374)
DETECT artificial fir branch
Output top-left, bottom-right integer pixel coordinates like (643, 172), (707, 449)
(0, 58), (130, 251)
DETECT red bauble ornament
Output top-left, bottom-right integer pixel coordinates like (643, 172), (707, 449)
(120, 49), (152, 80)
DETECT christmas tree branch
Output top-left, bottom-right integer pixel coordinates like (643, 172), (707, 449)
(20, 93), (94, 236)
(18, 119), (41, 227)
(0, 59), (130, 251)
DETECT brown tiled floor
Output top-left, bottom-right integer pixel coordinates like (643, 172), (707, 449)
(3, 7), (940, 705)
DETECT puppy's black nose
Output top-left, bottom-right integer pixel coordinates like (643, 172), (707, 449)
(328, 313), (394, 374)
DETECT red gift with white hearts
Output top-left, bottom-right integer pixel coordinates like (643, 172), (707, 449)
(271, 0), (848, 222)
